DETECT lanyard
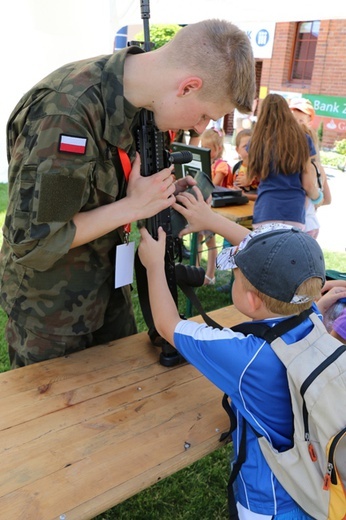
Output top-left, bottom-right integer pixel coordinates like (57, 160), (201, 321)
(118, 148), (132, 235)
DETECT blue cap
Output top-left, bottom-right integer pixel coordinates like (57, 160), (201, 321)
(216, 224), (325, 304)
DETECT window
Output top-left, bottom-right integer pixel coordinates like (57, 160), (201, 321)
(291, 21), (320, 82)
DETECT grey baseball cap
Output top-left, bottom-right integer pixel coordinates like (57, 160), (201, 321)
(216, 224), (325, 304)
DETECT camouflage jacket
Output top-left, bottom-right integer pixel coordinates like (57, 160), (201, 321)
(0, 46), (143, 335)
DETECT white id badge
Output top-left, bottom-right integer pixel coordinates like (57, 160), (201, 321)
(115, 241), (135, 288)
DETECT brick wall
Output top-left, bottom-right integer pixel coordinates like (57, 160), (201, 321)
(259, 20), (346, 149)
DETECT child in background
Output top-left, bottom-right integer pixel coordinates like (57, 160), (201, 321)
(247, 93), (321, 229)
(201, 127), (233, 188)
(197, 127), (233, 285)
(232, 129), (259, 199)
(289, 97), (331, 239)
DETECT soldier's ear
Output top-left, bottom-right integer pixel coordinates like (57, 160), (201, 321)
(177, 77), (203, 97)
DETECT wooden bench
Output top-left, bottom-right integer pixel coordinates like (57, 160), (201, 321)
(0, 305), (246, 520)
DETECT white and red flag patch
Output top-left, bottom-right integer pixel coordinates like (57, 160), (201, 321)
(59, 134), (87, 154)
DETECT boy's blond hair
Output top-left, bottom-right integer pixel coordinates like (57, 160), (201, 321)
(240, 271), (322, 315)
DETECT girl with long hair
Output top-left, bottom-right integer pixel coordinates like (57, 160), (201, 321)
(247, 93), (321, 229)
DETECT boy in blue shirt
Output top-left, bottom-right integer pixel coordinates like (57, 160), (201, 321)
(138, 188), (325, 519)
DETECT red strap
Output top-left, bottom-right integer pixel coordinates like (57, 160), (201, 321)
(168, 130), (176, 143)
(118, 148), (132, 181)
(118, 149), (132, 234)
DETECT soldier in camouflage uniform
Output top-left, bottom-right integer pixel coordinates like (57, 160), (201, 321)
(0, 19), (255, 368)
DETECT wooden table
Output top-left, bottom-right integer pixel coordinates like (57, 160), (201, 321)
(212, 200), (254, 228)
(0, 305), (247, 520)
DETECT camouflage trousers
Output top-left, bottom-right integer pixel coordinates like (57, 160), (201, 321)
(5, 297), (137, 369)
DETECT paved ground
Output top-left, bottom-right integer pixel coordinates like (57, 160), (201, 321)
(316, 167), (345, 253)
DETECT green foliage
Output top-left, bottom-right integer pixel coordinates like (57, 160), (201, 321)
(320, 150), (346, 171)
(0, 183), (8, 207)
(334, 138), (346, 156)
(0, 183), (8, 249)
(322, 251), (346, 273)
(0, 308), (10, 372)
(0, 184), (9, 371)
(317, 121), (323, 144)
(134, 24), (182, 49)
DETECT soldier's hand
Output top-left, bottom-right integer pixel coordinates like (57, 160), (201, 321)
(126, 153), (176, 219)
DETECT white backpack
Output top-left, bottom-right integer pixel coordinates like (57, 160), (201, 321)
(224, 308), (346, 520)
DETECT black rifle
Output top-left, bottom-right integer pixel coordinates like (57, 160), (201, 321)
(133, 0), (193, 367)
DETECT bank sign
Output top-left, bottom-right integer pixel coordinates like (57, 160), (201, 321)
(270, 91), (346, 135)
(305, 94), (346, 133)
(307, 95), (346, 120)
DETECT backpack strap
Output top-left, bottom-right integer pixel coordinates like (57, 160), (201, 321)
(311, 159), (322, 189)
(214, 158), (226, 169)
(232, 160), (242, 176)
(214, 158), (233, 187)
(219, 393), (237, 442)
(227, 418), (247, 520)
(231, 307), (314, 342)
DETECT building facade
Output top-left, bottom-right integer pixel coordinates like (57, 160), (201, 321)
(225, 19), (346, 150)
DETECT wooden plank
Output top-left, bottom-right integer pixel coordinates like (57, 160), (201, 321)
(0, 305), (247, 520)
(0, 383), (227, 519)
(0, 372), (222, 491)
(0, 331), (159, 397)
(0, 407), (227, 520)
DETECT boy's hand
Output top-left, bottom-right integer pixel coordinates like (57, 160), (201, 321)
(138, 226), (167, 270)
(321, 279), (346, 294)
(174, 174), (197, 195)
(317, 286), (346, 316)
(234, 172), (249, 188)
(138, 227), (181, 346)
(173, 186), (214, 236)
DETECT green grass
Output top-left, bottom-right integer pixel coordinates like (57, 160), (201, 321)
(0, 181), (345, 519)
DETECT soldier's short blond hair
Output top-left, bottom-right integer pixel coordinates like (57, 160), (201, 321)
(162, 19), (255, 114)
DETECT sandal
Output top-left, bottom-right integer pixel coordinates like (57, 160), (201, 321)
(204, 275), (215, 286)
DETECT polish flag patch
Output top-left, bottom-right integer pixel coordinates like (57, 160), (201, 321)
(59, 134), (87, 154)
